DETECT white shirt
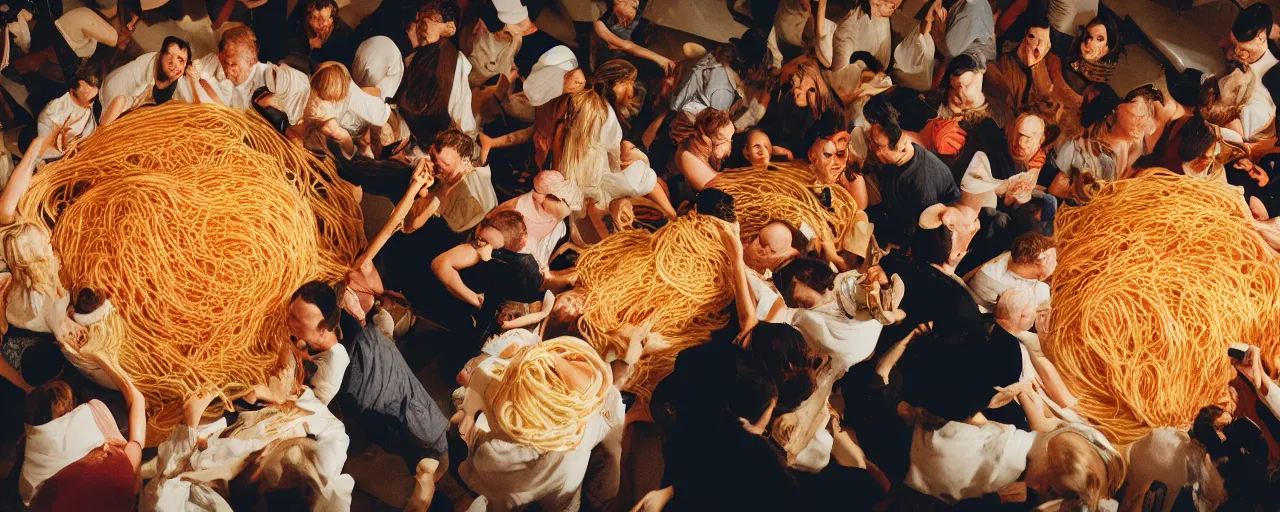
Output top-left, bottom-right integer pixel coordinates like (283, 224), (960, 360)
(746, 270), (785, 322)
(965, 252), (1051, 311)
(832, 8), (892, 71)
(468, 28), (518, 88)
(310, 343), (349, 406)
(450, 52), (479, 136)
(905, 421), (1037, 503)
(35, 92), (96, 160)
(308, 80), (392, 138)
(185, 55), (311, 125)
(100, 52), (194, 121)
(142, 389), (353, 512)
(438, 166), (498, 233)
(21, 400), (117, 505)
(791, 299), (882, 370)
(1243, 50), (1279, 141)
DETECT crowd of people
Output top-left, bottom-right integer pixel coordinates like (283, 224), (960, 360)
(1, 0), (1280, 509)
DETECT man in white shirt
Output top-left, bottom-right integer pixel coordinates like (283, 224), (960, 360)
(773, 257), (905, 371)
(966, 232), (1055, 311)
(404, 128), (497, 236)
(20, 66), (101, 163)
(1230, 4), (1280, 134)
(183, 27), (310, 126)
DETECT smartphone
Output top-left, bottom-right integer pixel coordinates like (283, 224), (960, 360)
(1228, 342), (1250, 361)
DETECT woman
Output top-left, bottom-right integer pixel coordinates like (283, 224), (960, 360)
(591, 0), (672, 79)
(1062, 16), (1119, 95)
(590, 59), (644, 138)
(1200, 63), (1272, 142)
(757, 58), (840, 160)
(22, 352), (145, 510)
(832, 0), (900, 71)
(396, 38), (476, 141)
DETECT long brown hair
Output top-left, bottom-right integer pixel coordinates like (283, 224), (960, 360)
(558, 91), (611, 198)
(590, 59), (640, 125)
(1200, 63), (1255, 128)
(397, 39), (461, 136)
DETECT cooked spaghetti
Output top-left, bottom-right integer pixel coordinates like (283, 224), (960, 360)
(1045, 169), (1280, 444)
(714, 162), (860, 249)
(488, 337), (612, 452)
(15, 103), (363, 444)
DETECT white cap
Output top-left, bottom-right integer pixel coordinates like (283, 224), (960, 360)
(524, 46), (578, 107)
(960, 151), (1001, 209)
(494, 0), (529, 25)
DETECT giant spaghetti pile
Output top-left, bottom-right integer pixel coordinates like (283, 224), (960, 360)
(1046, 170), (1280, 444)
(16, 103), (363, 443)
(714, 162), (860, 249)
(488, 337), (611, 452)
(576, 216), (732, 400)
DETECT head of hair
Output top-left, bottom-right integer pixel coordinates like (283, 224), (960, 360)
(161, 36), (192, 62)
(302, 0), (337, 16)
(24, 380), (74, 426)
(772, 257), (836, 307)
(3, 222), (61, 299)
(994, 286), (1034, 321)
(1166, 68), (1205, 108)
(863, 94), (903, 145)
(1042, 432), (1127, 509)
(746, 322), (815, 413)
(421, 0), (460, 23)
(911, 225), (955, 266)
(847, 50), (884, 73)
(430, 127), (476, 165)
(71, 63), (102, 92)
(1010, 232), (1056, 265)
(480, 209), (528, 249)
(1177, 115), (1218, 163)
(945, 54), (984, 83)
(397, 38), (460, 122)
(1233, 3), (1273, 42)
(695, 188), (736, 223)
(1125, 83), (1164, 105)
(309, 62), (351, 102)
(227, 437), (327, 511)
(1079, 17), (1120, 57)
(1028, 16), (1051, 31)
(559, 90), (611, 190)
(218, 26), (259, 59)
(786, 58), (833, 118)
(290, 281), (340, 331)
(1200, 63), (1256, 126)
(763, 219), (809, 254)
(21, 344), (67, 388)
(678, 108), (733, 156)
(725, 359), (778, 425)
(73, 287), (106, 315)
(590, 59), (639, 112)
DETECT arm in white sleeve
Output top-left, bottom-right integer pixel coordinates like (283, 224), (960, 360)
(1262, 379), (1280, 421)
(309, 343), (349, 405)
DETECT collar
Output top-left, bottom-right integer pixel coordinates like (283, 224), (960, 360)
(1251, 49), (1279, 75)
(73, 299), (114, 326)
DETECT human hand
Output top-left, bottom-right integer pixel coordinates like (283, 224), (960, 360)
(410, 159), (435, 193)
(863, 265), (889, 286)
(630, 486), (675, 512)
(1231, 344), (1266, 391)
(656, 56), (676, 77)
(714, 219), (744, 257)
(478, 133), (494, 166)
(56, 322), (88, 355)
(990, 381), (1035, 409)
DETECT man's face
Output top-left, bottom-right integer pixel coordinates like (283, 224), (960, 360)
(867, 125), (905, 164)
(1115, 97), (1153, 140)
(1009, 115), (1046, 162)
(476, 226), (507, 249)
(432, 146), (469, 182)
(791, 73), (818, 109)
(72, 81), (99, 105)
(948, 70), (985, 110)
(286, 299), (330, 350)
(1018, 27), (1051, 68)
(744, 131), (772, 167)
(307, 6), (335, 39)
(219, 46), (256, 86)
(1231, 30), (1269, 65)
(745, 223), (795, 271)
(709, 124), (734, 160)
(810, 139), (842, 184)
(159, 43), (188, 81)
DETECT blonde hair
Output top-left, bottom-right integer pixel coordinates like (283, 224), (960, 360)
(558, 90), (611, 202)
(310, 62), (352, 103)
(612, 0), (640, 23)
(1043, 431), (1126, 509)
(1201, 65), (1256, 127)
(2, 221), (64, 299)
(219, 26), (259, 58)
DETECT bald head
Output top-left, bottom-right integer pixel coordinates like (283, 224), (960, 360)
(744, 221), (806, 272)
(1009, 113), (1046, 163)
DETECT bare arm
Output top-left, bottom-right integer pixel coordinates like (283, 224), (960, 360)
(875, 325), (924, 384)
(0, 356), (30, 393)
(0, 134), (51, 225)
(431, 243), (484, 308)
(100, 96), (127, 126)
(1018, 390), (1063, 432)
(355, 160), (434, 272)
(92, 353), (146, 469)
(717, 222), (758, 338)
(593, 21), (673, 72)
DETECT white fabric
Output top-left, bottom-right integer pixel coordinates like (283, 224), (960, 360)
(766, 19), (835, 69)
(599, 160), (658, 206)
(905, 421), (1037, 503)
(21, 401), (117, 505)
(966, 252), (1051, 312)
(791, 408), (833, 473)
(468, 28), (518, 87)
(352, 36), (405, 99)
(99, 52), (193, 121)
(493, 0), (529, 25)
(450, 52), (479, 136)
(7, 10), (33, 54)
(54, 7), (114, 59)
(438, 166), (498, 233)
(1046, 0), (1098, 36)
(461, 388), (624, 511)
(892, 32), (936, 92)
(832, 9), (891, 71)
(524, 46), (577, 108)
(34, 92), (97, 160)
(142, 389), (354, 512)
(184, 56), (310, 125)
(773, 0), (811, 49)
(511, 194), (568, 269)
(1240, 84), (1276, 142)
(791, 298), (882, 370)
(746, 270), (787, 322)
(310, 343), (349, 406)
(332, 81), (392, 137)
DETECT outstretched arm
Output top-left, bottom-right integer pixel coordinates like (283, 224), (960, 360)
(355, 160), (434, 272)
(717, 221), (758, 340)
(91, 352), (146, 475)
(431, 243), (484, 308)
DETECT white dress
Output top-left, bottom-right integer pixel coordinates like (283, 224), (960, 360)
(21, 400), (120, 505)
(905, 421), (1037, 503)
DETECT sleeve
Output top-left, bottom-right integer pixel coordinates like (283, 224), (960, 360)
(310, 344), (350, 406)
(941, 7), (975, 58)
(706, 72), (739, 112)
(892, 32), (936, 92)
(670, 66), (706, 114)
(450, 53), (478, 136)
(964, 267), (1001, 311)
(35, 99), (60, 137)
(1240, 92), (1276, 141)
(1261, 380), (1280, 421)
(298, 390), (352, 481)
(346, 82), (391, 127)
(831, 18), (856, 71)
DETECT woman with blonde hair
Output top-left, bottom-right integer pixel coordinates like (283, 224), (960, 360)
(1200, 63), (1272, 142)
(292, 61), (394, 158)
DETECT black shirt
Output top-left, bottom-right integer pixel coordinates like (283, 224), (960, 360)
(875, 144), (962, 244)
(513, 30), (563, 78)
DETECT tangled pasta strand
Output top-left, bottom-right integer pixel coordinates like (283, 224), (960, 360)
(1046, 169), (1280, 444)
(15, 103), (363, 444)
(714, 162), (860, 248)
(488, 337), (612, 452)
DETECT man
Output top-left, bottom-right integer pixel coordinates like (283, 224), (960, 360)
(773, 257), (905, 370)
(403, 128), (498, 239)
(99, 36), (195, 123)
(18, 65), (102, 164)
(931, 0), (996, 64)
(357, 0), (459, 57)
(467, 0), (562, 88)
(283, 0), (357, 73)
(1008, 112), (1048, 175)
(1228, 4), (1280, 122)
(740, 219), (808, 321)
(936, 55), (991, 126)
(185, 27), (310, 127)
(674, 108), (735, 196)
(496, 170), (581, 270)
(879, 224), (984, 337)
(983, 18), (1082, 131)
(286, 281), (448, 512)
(1049, 85), (1153, 193)
(966, 231), (1055, 311)
(863, 95), (961, 246)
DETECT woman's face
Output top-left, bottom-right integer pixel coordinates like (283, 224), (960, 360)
(611, 78), (635, 105)
(159, 43), (189, 81)
(563, 69), (587, 95)
(1115, 97), (1154, 140)
(1080, 24), (1109, 62)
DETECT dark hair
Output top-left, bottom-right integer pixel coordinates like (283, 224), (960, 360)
(772, 257), (837, 307)
(1010, 232), (1056, 265)
(1233, 3), (1273, 43)
(746, 322), (815, 413)
(1027, 16), (1051, 32)
(21, 343), (67, 387)
(899, 330), (1004, 422)
(1166, 68), (1205, 108)
(302, 0), (338, 16)
(160, 36), (192, 64)
(1177, 115), (1217, 163)
(421, 0), (459, 23)
(24, 380), (74, 426)
(946, 54), (984, 80)
(71, 64), (102, 91)
(863, 95), (903, 146)
(911, 225), (955, 266)
(480, 209), (528, 249)
(1125, 83), (1164, 104)
(725, 360), (778, 424)
(763, 219), (809, 254)
(430, 127), (476, 164)
(290, 281), (340, 331)
(847, 50), (883, 74)
(398, 39), (461, 136)
(695, 188), (736, 222)
(73, 287), (105, 315)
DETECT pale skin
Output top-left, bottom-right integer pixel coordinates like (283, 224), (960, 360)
(87, 350), (147, 490)
(405, 146), (472, 234)
(430, 225), (524, 309)
(345, 160), (434, 318)
(677, 123), (734, 191)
